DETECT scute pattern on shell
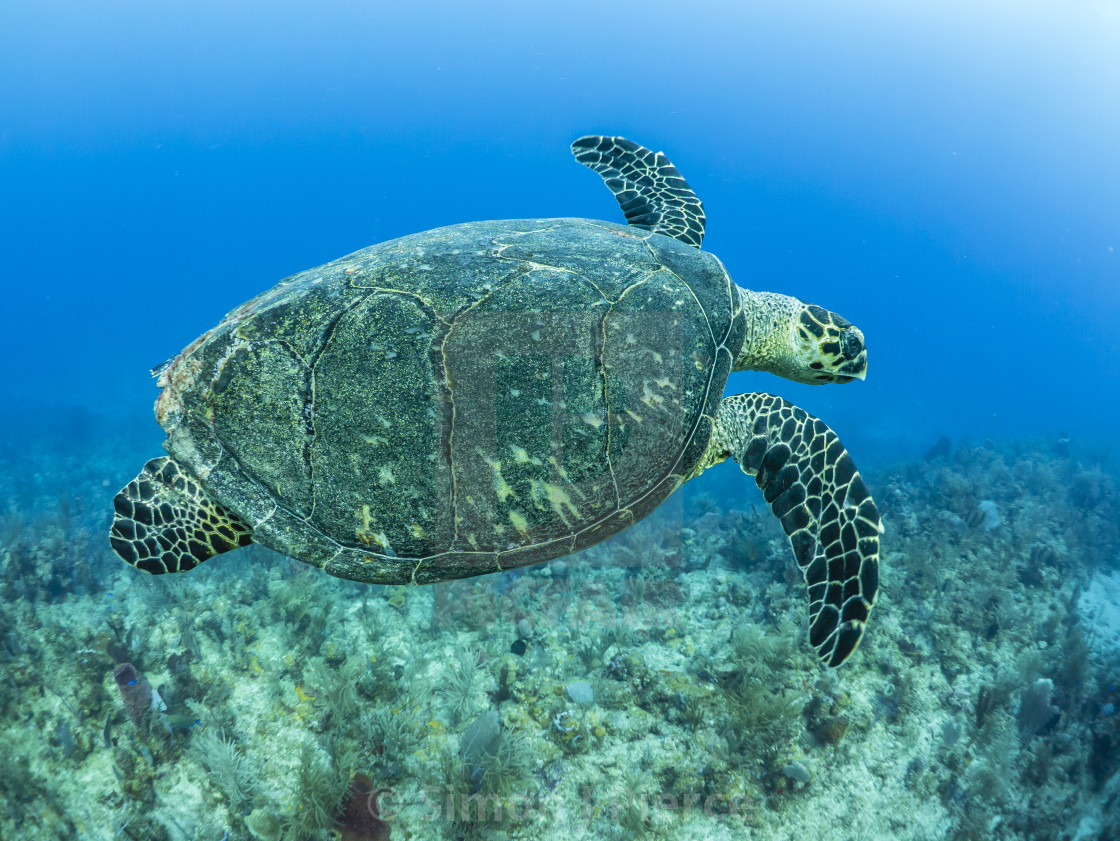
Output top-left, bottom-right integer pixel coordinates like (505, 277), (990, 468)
(151, 219), (742, 585)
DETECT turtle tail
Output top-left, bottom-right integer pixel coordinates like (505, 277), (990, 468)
(110, 457), (253, 574)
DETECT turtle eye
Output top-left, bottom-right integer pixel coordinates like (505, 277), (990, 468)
(840, 329), (863, 361)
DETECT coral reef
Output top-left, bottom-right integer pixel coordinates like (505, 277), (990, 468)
(1, 413), (1119, 840)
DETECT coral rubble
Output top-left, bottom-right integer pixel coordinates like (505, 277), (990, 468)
(1, 415), (1118, 840)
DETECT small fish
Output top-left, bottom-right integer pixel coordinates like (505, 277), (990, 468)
(161, 712), (201, 731)
(57, 720), (75, 758)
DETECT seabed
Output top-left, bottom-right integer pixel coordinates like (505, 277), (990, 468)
(1, 413), (1118, 841)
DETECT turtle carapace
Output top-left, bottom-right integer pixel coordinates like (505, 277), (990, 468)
(111, 136), (882, 668)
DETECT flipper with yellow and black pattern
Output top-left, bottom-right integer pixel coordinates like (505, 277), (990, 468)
(702, 393), (882, 667)
(571, 135), (707, 248)
(110, 456), (253, 574)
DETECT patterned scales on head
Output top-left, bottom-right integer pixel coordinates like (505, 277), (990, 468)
(111, 136), (882, 667)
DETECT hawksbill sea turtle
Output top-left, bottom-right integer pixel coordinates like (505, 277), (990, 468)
(110, 136), (882, 666)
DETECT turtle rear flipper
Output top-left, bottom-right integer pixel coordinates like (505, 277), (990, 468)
(110, 457), (253, 574)
(703, 393), (882, 667)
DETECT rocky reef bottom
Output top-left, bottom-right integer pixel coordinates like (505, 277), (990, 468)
(1, 414), (1119, 841)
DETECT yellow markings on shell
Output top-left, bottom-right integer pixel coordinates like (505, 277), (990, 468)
(640, 382), (666, 409)
(625, 409), (644, 424)
(362, 434), (387, 447)
(510, 444), (542, 466)
(530, 479), (580, 527)
(467, 533), (479, 549)
(480, 451), (514, 502)
(355, 505), (391, 552)
(581, 412), (604, 429)
(547, 456), (570, 481)
(375, 414), (393, 429)
(409, 523), (426, 539)
(654, 377), (675, 390)
(378, 466), (396, 485)
(508, 510), (530, 535)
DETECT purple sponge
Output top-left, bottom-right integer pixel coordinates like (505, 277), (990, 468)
(113, 663), (161, 727)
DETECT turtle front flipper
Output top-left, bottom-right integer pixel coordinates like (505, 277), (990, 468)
(702, 393), (882, 667)
(110, 457), (253, 574)
(571, 135), (706, 248)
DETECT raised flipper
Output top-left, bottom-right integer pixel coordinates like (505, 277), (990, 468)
(704, 393), (882, 667)
(571, 135), (706, 248)
(110, 457), (253, 574)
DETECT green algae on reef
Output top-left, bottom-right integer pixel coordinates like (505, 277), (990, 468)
(1, 415), (1120, 841)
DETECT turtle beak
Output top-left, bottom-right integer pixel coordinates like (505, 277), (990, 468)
(836, 355), (867, 382)
(836, 328), (867, 382)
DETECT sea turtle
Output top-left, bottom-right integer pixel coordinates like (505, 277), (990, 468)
(111, 136), (881, 666)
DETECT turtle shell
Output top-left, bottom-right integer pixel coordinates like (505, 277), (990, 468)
(156, 218), (745, 583)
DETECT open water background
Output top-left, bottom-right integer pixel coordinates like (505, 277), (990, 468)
(1, 0), (1118, 470)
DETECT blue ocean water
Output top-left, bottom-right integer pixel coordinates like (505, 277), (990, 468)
(2, 1), (1117, 456)
(2, 3), (1120, 840)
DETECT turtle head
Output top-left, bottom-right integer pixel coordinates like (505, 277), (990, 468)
(789, 302), (867, 385)
(733, 291), (867, 385)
